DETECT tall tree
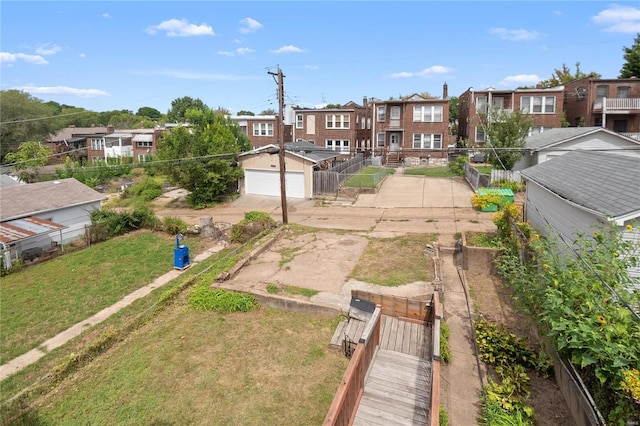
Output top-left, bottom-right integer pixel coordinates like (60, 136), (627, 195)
(482, 107), (533, 170)
(619, 33), (640, 78)
(538, 62), (601, 88)
(260, 108), (277, 115)
(236, 110), (255, 116)
(166, 96), (206, 123)
(137, 107), (162, 121)
(4, 141), (52, 181)
(156, 108), (249, 207)
(109, 112), (143, 129)
(0, 90), (62, 162)
(448, 96), (459, 134)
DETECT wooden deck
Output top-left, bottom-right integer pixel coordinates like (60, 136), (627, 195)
(353, 348), (431, 425)
(329, 315), (432, 425)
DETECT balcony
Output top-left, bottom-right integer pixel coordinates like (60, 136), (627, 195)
(593, 97), (640, 112)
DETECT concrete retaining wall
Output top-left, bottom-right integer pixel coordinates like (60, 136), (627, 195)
(461, 233), (498, 275)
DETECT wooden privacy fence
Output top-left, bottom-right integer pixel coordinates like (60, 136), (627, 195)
(323, 307), (381, 426)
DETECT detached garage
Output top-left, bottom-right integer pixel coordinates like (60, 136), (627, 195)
(238, 142), (339, 199)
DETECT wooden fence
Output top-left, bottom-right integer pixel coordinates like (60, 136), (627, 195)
(323, 307), (381, 426)
(350, 290), (431, 322)
(429, 291), (441, 426)
(490, 169), (522, 183)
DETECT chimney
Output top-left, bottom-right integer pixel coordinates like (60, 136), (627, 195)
(363, 96), (368, 108)
(107, 125), (114, 134)
(443, 82), (449, 100)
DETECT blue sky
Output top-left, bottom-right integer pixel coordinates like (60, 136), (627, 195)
(1, 1), (639, 116)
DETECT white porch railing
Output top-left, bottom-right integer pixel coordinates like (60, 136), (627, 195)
(593, 97), (640, 111)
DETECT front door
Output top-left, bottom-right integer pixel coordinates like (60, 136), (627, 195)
(390, 133), (400, 152)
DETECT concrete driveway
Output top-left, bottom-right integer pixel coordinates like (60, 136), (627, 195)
(354, 175), (474, 208)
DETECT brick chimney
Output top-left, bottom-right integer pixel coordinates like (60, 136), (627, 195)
(362, 96), (368, 108)
(443, 82), (448, 100)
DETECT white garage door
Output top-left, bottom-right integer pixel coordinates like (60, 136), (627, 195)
(244, 169), (306, 198)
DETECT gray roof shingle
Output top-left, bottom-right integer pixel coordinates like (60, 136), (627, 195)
(521, 151), (640, 219)
(524, 127), (639, 151)
(0, 178), (107, 221)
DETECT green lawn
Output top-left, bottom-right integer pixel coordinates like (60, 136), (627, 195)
(343, 167), (389, 188)
(0, 231), (204, 364)
(10, 306), (347, 426)
(473, 165), (495, 174)
(403, 166), (455, 177)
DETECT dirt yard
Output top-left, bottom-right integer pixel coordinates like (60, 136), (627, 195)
(464, 266), (575, 425)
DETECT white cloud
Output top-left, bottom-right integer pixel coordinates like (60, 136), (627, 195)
(17, 85), (110, 98)
(499, 74), (541, 87)
(146, 19), (214, 37)
(217, 47), (255, 57)
(270, 45), (304, 54)
(389, 66), (452, 79)
(79, 53), (86, 58)
(489, 27), (542, 41)
(390, 72), (414, 79)
(417, 65), (453, 76)
(304, 65), (319, 70)
(35, 44), (62, 56)
(592, 5), (640, 33)
(239, 17), (263, 34)
(102, 13), (111, 19)
(0, 52), (48, 65)
(553, 10), (562, 16)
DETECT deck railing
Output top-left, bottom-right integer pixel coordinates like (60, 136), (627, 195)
(323, 307), (381, 426)
(593, 97), (640, 111)
(429, 291), (441, 426)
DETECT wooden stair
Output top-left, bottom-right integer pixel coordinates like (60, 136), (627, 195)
(386, 152), (400, 168)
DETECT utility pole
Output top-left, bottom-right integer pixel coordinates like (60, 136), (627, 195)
(268, 66), (288, 224)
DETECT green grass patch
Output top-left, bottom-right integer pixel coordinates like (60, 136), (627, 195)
(350, 234), (437, 286)
(0, 231), (204, 364)
(465, 232), (499, 248)
(283, 285), (318, 297)
(9, 307), (348, 425)
(404, 167), (455, 177)
(343, 167), (389, 188)
(473, 165), (495, 175)
(440, 320), (452, 364)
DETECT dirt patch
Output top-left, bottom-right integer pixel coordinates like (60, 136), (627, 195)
(464, 267), (575, 425)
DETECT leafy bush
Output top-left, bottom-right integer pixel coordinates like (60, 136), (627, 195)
(448, 156), (469, 176)
(122, 175), (163, 202)
(89, 207), (158, 241)
(440, 319), (452, 364)
(163, 216), (188, 235)
(439, 405), (449, 426)
(492, 179), (525, 193)
(231, 211), (277, 243)
(266, 283), (280, 294)
(189, 288), (259, 313)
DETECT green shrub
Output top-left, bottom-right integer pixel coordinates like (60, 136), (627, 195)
(231, 211), (277, 243)
(448, 156), (469, 176)
(163, 216), (188, 235)
(190, 288), (259, 313)
(89, 207), (158, 241)
(122, 176), (163, 202)
(492, 179), (524, 193)
(266, 283), (280, 294)
(439, 405), (449, 426)
(440, 320), (452, 364)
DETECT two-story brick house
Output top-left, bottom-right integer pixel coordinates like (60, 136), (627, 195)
(291, 100), (372, 158)
(371, 86), (450, 166)
(87, 128), (163, 165)
(229, 114), (292, 149)
(457, 86), (565, 146)
(563, 77), (640, 137)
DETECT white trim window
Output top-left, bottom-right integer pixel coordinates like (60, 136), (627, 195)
(326, 114), (350, 129)
(377, 106), (386, 122)
(413, 106), (443, 122)
(253, 123), (273, 136)
(361, 115), (366, 129)
(137, 141), (153, 148)
(91, 138), (104, 150)
(412, 134), (442, 149)
(521, 96), (555, 114)
(376, 132), (385, 147)
(476, 96), (487, 114)
(296, 114), (303, 129)
(475, 127), (485, 143)
(138, 154), (152, 163)
(326, 139), (350, 153)
(390, 106), (401, 119)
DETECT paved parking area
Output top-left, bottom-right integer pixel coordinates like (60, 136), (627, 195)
(354, 175), (474, 208)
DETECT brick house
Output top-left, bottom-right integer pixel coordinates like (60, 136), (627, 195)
(87, 128), (163, 165)
(47, 126), (112, 164)
(563, 77), (640, 137)
(457, 86), (565, 146)
(229, 114), (292, 149)
(371, 85), (450, 166)
(291, 100), (372, 158)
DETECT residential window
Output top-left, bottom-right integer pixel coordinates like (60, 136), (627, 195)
(377, 106), (386, 122)
(253, 123), (273, 136)
(413, 106), (443, 122)
(296, 114), (303, 129)
(137, 141), (153, 148)
(138, 154), (152, 163)
(596, 85), (609, 99)
(361, 115), (366, 129)
(376, 132), (385, 147)
(239, 125), (248, 135)
(617, 86), (630, 98)
(521, 96), (555, 114)
(326, 139), (350, 153)
(91, 138), (104, 150)
(390, 106), (401, 119)
(475, 127), (485, 143)
(476, 96), (487, 114)
(326, 114), (350, 129)
(412, 134), (442, 149)
(367, 118), (371, 129)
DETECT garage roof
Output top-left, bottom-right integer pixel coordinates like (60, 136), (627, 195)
(0, 217), (66, 244)
(239, 142), (340, 163)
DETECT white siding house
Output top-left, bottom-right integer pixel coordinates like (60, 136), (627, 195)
(514, 127), (640, 170)
(521, 151), (640, 288)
